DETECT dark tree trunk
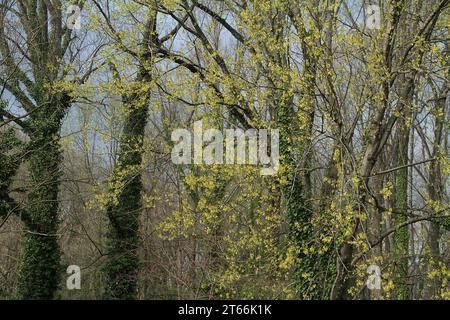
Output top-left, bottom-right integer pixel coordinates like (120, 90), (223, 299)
(393, 119), (409, 300)
(17, 98), (67, 299)
(103, 96), (150, 299)
(102, 9), (157, 299)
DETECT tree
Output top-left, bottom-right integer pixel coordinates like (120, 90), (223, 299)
(92, 1), (158, 298)
(0, 0), (90, 298)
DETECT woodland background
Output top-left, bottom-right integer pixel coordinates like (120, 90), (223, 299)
(0, 0), (449, 300)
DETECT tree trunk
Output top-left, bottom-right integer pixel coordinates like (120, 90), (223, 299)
(102, 9), (157, 299)
(103, 95), (150, 299)
(277, 95), (331, 298)
(17, 100), (67, 299)
(424, 85), (448, 298)
(393, 119), (409, 299)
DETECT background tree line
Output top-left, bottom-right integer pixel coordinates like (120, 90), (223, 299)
(0, 0), (449, 300)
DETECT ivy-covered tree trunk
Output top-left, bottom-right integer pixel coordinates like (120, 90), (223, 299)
(393, 74), (414, 299)
(0, 0), (81, 299)
(0, 125), (22, 219)
(424, 85), (449, 298)
(17, 97), (68, 299)
(393, 125), (409, 300)
(103, 89), (150, 299)
(277, 96), (332, 299)
(103, 10), (156, 295)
